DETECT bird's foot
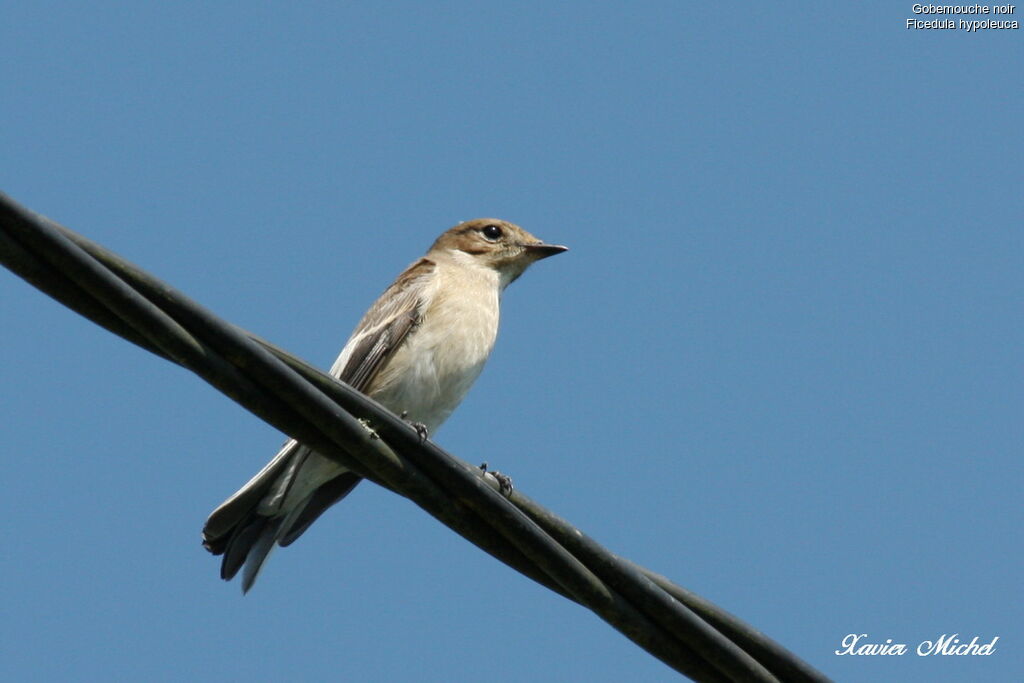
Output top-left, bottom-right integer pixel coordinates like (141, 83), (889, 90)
(412, 423), (429, 442)
(400, 412), (429, 442)
(479, 462), (514, 496)
(357, 417), (379, 440)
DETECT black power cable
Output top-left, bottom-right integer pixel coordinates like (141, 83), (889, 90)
(0, 191), (831, 682)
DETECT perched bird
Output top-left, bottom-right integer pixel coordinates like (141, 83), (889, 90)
(202, 219), (567, 592)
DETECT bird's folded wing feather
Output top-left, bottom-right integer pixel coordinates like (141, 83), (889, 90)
(329, 257), (434, 390)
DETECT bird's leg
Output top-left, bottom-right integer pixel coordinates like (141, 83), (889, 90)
(478, 462), (514, 496)
(357, 417), (379, 440)
(412, 423), (429, 442)
(400, 411), (429, 442)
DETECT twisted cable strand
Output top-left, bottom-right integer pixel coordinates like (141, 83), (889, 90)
(1, 191), (832, 682)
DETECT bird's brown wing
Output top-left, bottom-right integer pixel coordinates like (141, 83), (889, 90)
(267, 258), (436, 547)
(331, 257), (434, 391)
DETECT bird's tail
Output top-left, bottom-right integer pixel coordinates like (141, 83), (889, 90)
(203, 440), (361, 592)
(220, 513), (286, 593)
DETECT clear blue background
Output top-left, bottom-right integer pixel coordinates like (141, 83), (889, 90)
(2, 4), (1020, 682)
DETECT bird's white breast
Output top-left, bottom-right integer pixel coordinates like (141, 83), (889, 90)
(368, 256), (501, 432)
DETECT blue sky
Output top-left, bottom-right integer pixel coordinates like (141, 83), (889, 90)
(2, 3), (1020, 681)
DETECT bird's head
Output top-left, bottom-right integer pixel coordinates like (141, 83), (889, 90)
(430, 218), (567, 286)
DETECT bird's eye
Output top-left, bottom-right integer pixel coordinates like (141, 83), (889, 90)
(481, 224), (503, 241)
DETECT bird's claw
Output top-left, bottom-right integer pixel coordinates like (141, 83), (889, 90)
(399, 411), (429, 442)
(357, 417), (379, 440)
(494, 472), (514, 495)
(412, 422), (429, 442)
(479, 462), (514, 496)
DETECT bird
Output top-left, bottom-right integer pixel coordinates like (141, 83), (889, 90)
(202, 218), (567, 592)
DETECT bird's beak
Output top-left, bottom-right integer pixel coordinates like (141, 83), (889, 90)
(523, 242), (569, 259)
